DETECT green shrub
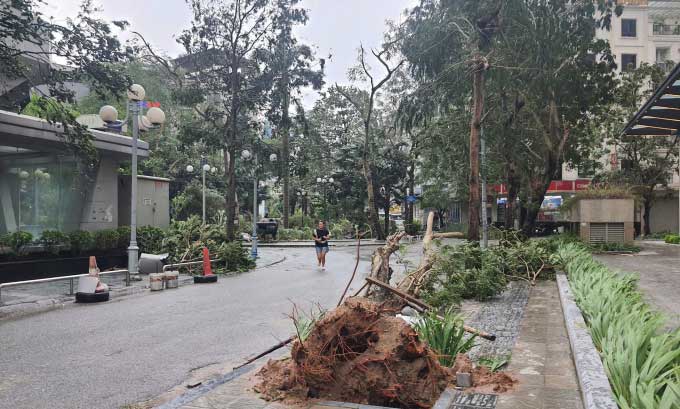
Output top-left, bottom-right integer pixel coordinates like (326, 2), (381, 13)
(277, 228), (308, 241)
(214, 241), (255, 273)
(414, 309), (476, 367)
(8, 231), (33, 254)
(0, 233), (10, 248)
(137, 226), (165, 254)
(405, 220), (422, 235)
(40, 230), (67, 254)
(68, 230), (92, 254)
(556, 243), (680, 408)
(664, 234), (680, 244)
(116, 226), (131, 249)
(92, 229), (119, 251)
(421, 243), (508, 307)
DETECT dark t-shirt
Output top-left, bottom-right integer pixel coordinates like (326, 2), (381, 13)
(314, 228), (330, 247)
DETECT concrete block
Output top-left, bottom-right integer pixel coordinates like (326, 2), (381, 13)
(456, 372), (472, 387)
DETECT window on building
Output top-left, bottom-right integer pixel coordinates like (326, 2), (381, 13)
(621, 19), (637, 37)
(656, 47), (670, 62)
(451, 203), (461, 224)
(621, 54), (637, 71)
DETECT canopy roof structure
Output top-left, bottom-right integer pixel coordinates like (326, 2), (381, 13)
(622, 63), (680, 138)
(621, 62), (680, 235)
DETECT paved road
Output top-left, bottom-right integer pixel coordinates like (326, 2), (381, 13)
(0, 246), (374, 409)
(595, 241), (680, 330)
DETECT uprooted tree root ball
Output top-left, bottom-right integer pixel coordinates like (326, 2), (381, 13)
(255, 297), (451, 408)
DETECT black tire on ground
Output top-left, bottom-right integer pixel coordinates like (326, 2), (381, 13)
(75, 291), (110, 303)
(193, 275), (218, 284)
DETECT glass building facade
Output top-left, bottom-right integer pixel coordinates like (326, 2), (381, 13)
(0, 146), (91, 236)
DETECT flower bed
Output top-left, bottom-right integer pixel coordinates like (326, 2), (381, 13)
(556, 243), (680, 408)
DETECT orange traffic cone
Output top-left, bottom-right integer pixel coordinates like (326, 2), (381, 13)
(194, 247), (218, 283)
(202, 247), (213, 276)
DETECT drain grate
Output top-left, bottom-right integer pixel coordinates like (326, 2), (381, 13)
(448, 392), (497, 409)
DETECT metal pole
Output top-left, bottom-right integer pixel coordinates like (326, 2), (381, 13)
(128, 101), (140, 279)
(202, 166), (206, 224)
(251, 153), (258, 259)
(480, 128), (489, 249)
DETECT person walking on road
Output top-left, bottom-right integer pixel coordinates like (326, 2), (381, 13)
(313, 220), (330, 270)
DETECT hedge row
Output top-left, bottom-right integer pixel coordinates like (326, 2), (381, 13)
(557, 243), (680, 409)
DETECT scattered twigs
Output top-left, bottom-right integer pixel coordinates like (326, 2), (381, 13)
(337, 230), (367, 307)
(365, 277), (496, 341)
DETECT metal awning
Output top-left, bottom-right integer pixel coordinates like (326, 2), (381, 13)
(621, 62), (680, 235)
(622, 62), (680, 138)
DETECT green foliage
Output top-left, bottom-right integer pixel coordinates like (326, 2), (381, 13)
(92, 229), (120, 251)
(277, 228), (309, 241)
(589, 242), (641, 253)
(478, 355), (510, 373)
(137, 226), (165, 254)
(405, 220), (422, 235)
(414, 309), (476, 367)
(7, 231), (33, 255)
(116, 226), (131, 249)
(213, 241), (255, 273)
(422, 234), (556, 308)
(561, 186), (634, 211)
(556, 243), (680, 408)
(67, 230), (93, 255)
(421, 243), (506, 308)
(39, 230), (67, 255)
(665, 234), (680, 245)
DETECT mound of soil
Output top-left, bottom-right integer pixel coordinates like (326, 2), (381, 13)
(255, 297), (451, 408)
(452, 354), (515, 394)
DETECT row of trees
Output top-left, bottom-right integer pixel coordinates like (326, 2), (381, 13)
(5, 0), (678, 240)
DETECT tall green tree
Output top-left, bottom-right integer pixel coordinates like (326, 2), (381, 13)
(267, 0), (324, 228)
(177, 0), (275, 240)
(336, 42), (404, 240)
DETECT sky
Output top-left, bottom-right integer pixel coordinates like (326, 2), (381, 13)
(42, 0), (415, 105)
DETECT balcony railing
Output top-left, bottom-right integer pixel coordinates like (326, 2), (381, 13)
(653, 24), (680, 36)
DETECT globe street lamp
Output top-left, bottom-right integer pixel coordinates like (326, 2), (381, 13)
(242, 148), (276, 259)
(99, 84), (165, 283)
(186, 158), (212, 224)
(316, 176), (334, 220)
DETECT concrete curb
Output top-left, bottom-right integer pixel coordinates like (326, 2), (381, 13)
(556, 273), (618, 409)
(244, 241), (387, 248)
(0, 255), (286, 322)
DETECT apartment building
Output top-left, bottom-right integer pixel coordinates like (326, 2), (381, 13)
(595, 0), (680, 234)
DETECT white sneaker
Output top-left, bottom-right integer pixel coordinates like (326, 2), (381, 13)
(321, 267), (325, 271)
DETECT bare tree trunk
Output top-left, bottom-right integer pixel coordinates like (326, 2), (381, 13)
(643, 190), (653, 236)
(406, 160), (415, 231)
(468, 59), (484, 241)
(505, 162), (519, 229)
(365, 160), (384, 240)
(365, 231), (406, 301)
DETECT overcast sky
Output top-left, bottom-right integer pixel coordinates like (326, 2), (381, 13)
(43, 0), (414, 105)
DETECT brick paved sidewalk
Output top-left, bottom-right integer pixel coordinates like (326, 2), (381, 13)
(496, 280), (583, 409)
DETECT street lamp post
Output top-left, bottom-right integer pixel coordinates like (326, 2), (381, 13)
(241, 149), (276, 259)
(186, 160), (215, 225)
(99, 84), (165, 283)
(316, 177), (334, 220)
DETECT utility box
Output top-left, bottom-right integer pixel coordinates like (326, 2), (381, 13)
(118, 175), (170, 229)
(566, 198), (635, 244)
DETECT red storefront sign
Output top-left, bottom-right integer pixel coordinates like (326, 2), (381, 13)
(489, 179), (591, 195)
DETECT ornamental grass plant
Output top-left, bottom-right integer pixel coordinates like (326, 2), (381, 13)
(556, 243), (680, 409)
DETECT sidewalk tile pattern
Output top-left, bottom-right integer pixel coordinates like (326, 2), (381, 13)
(496, 280), (583, 409)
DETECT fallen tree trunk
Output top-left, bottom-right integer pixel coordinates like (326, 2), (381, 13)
(397, 211), (437, 296)
(363, 230), (406, 301)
